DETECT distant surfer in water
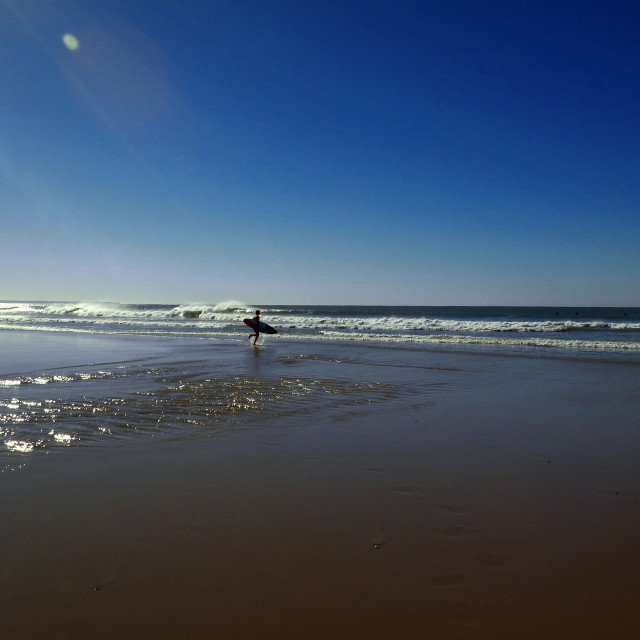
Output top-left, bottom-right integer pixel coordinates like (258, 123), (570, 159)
(248, 309), (261, 345)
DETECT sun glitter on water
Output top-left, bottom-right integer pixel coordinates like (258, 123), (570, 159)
(62, 33), (79, 50)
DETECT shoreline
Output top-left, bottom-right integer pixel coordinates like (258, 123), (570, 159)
(2, 300), (640, 366)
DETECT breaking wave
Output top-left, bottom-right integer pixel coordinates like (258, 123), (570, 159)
(1, 301), (639, 356)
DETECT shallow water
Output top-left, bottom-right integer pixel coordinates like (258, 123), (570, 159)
(0, 331), (462, 467)
(2, 327), (640, 472)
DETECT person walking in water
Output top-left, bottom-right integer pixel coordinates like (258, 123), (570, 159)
(243, 309), (277, 344)
(248, 309), (261, 345)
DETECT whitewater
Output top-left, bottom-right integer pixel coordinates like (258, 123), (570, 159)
(1, 301), (639, 360)
(2, 301), (639, 465)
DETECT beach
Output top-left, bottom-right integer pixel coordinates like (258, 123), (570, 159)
(2, 327), (640, 638)
(5, 0), (640, 633)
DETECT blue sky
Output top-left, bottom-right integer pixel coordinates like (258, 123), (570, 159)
(1, 0), (639, 305)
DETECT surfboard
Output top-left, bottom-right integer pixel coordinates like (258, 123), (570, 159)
(243, 318), (278, 334)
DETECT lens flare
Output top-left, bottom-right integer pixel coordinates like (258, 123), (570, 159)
(62, 33), (79, 50)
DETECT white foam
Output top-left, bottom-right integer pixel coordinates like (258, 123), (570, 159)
(0, 379), (21, 387)
(1, 303), (638, 358)
(308, 331), (640, 351)
(0, 300), (252, 322)
(213, 300), (250, 312)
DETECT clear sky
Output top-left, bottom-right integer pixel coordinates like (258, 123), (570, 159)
(1, 0), (639, 306)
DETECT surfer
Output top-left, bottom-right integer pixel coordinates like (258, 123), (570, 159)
(243, 310), (276, 344)
(248, 309), (261, 345)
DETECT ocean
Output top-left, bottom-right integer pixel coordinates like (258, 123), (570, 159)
(4, 302), (640, 637)
(2, 301), (639, 469)
(1, 301), (640, 354)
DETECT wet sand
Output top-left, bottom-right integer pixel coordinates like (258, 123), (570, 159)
(2, 344), (640, 639)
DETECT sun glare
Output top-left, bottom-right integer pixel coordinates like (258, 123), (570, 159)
(62, 33), (79, 51)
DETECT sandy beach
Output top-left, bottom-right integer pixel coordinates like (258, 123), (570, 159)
(4, 0), (640, 631)
(2, 334), (640, 639)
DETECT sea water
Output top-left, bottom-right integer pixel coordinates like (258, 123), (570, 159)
(1, 301), (639, 355)
(1, 301), (639, 468)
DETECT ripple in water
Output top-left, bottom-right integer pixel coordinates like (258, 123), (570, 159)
(1, 373), (397, 463)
